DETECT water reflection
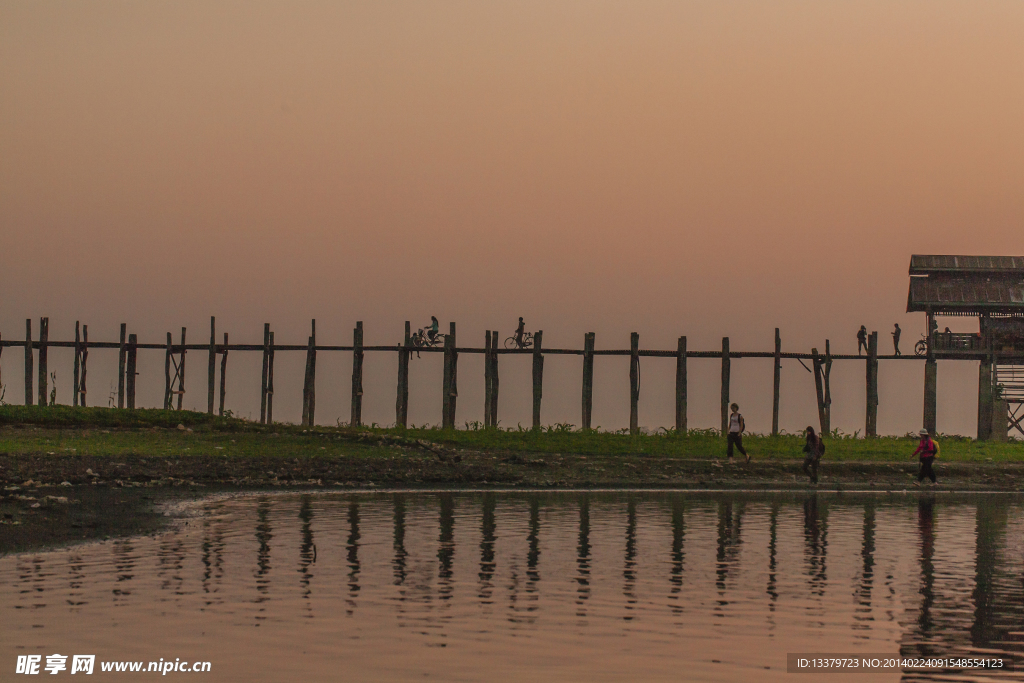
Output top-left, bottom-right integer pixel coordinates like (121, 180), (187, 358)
(3, 491), (1023, 682)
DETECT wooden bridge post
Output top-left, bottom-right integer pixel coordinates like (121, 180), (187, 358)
(37, 317), (48, 406)
(396, 322), (410, 427)
(176, 327), (187, 410)
(923, 358), (937, 436)
(812, 347), (827, 436)
(823, 340), (832, 434)
(582, 332), (595, 429)
(302, 320), (317, 426)
(772, 328), (781, 436)
(117, 323), (126, 408)
(266, 332), (275, 424)
(629, 332), (639, 434)
(260, 323), (270, 423)
(164, 332), (173, 409)
(442, 322), (457, 428)
(73, 321), (81, 407)
(219, 332), (228, 416)
(676, 336), (687, 433)
(207, 317), (216, 415)
(720, 337), (730, 434)
(489, 330), (499, 426)
(80, 325), (88, 407)
(351, 321), (364, 427)
(126, 334), (138, 409)
(483, 331), (491, 428)
(24, 319), (32, 405)
(532, 330), (544, 430)
(977, 356), (993, 441)
(866, 332), (878, 437)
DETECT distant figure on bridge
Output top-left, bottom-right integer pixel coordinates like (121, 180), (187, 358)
(425, 316), (439, 342)
(892, 324), (902, 356)
(514, 317), (526, 347)
(857, 326), (868, 355)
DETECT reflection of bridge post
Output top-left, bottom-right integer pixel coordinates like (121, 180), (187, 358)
(254, 500), (272, 623)
(971, 498), (1008, 647)
(527, 496), (541, 585)
(438, 493), (455, 601)
(715, 500), (744, 606)
(803, 495), (827, 597)
(623, 497), (637, 619)
(669, 497), (685, 614)
(346, 500), (360, 616)
(852, 499), (875, 631)
(766, 502), (779, 610)
(298, 496), (315, 614)
(575, 495), (591, 616)
(392, 494), (408, 587)
(916, 498), (935, 646)
(478, 493), (496, 602)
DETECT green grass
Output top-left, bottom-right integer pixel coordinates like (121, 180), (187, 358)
(2, 406), (1022, 463)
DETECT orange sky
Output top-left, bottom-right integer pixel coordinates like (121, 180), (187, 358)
(2, 1), (1022, 435)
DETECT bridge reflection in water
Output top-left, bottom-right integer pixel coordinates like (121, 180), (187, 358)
(3, 491), (1023, 682)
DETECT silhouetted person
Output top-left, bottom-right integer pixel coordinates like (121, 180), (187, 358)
(726, 403), (748, 463)
(857, 326), (868, 355)
(892, 324), (901, 356)
(514, 317), (526, 348)
(425, 316), (439, 343)
(912, 429), (938, 486)
(802, 426), (821, 483)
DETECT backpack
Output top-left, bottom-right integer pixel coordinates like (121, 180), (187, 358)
(931, 440), (939, 458)
(817, 438), (826, 457)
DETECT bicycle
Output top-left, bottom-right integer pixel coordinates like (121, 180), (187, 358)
(914, 334), (929, 357)
(410, 329), (446, 358)
(504, 332), (533, 350)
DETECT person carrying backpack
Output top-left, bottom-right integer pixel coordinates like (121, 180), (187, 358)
(912, 429), (939, 486)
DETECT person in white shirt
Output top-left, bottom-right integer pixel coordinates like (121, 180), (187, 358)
(727, 403), (749, 463)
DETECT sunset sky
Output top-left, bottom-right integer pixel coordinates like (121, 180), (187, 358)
(2, 1), (1022, 435)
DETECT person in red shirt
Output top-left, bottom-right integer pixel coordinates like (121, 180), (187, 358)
(912, 429), (938, 485)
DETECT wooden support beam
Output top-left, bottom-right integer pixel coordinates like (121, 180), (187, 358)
(823, 339), (832, 434)
(532, 330), (544, 430)
(772, 328), (781, 436)
(977, 356), (993, 441)
(37, 317), (48, 406)
(302, 320), (317, 426)
(442, 323), (458, 428)
(396, 322), (410, 428)
(483, 330), (492, 427)
(73, 321), (81, 407)
(126, 334), (138, 409)
(260, 323), (270, 424)
(176, 327), (187, 411)
(24, 319), (32, 406)
(117, 323), (126, 409)
(267, 332), (275, 424)
(923, 358), (937, 435)
(629, 332), (639, 435)
(676, 336), (687, 433)
(582, 332), (595, 429)
(720, 337), (730, 435)
(812, 347), (827, 436)
(80, 325), (88, 407)
(219, 332), (228, 417)
(351, 321), (364, 427)
(866, 332), (878, 437)
(489, 330), (498, 427)
(164, 332), (173, 410)
(208, 317), (216, 415)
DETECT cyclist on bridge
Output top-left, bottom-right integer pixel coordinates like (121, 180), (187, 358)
(514, 318), (526, 347)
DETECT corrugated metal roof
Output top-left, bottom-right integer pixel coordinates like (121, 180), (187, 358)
(909, 254), (1024, 274)
(907, 278), (1024, 312)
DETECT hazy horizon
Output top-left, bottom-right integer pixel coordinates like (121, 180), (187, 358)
(2, 1), (1022, 436)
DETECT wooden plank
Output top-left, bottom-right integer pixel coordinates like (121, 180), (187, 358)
(126, 334), (138, 409)
(207, 316), (216, 415)
(866, 332), (878, 437)
(396, 322), (410, 428)
(812, 347), (827, 436)
(676, 336), (687, 433)
(924, 358), (937, 435)
(37, 317), (48, 406)
(80, 325), (88, 407)
(772, 328), (781, 436)
(532, 330), (544, 430)
(219, 332), (228, 417)
(267, 331), (275, 424)
(260, 323), (270, 424)
(351, 321), (364, 427)
(720, 337), (730, 434)
(176, 327), (187, 410)
(582, 332), (595, 429)
(629, 332), (639, 434)
(117, 323), (126, 409)
(164, 332), (173, 410)
(73, 321), (81, 407)
(24, 319), (32, 405)
(489, 330), (498, 426)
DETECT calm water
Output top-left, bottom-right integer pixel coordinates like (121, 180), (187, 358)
(3, 491), (1024, 682)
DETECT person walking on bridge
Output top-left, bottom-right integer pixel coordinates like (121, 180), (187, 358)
(857, 326), (868, 355)
(892, 323), (902, 356)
